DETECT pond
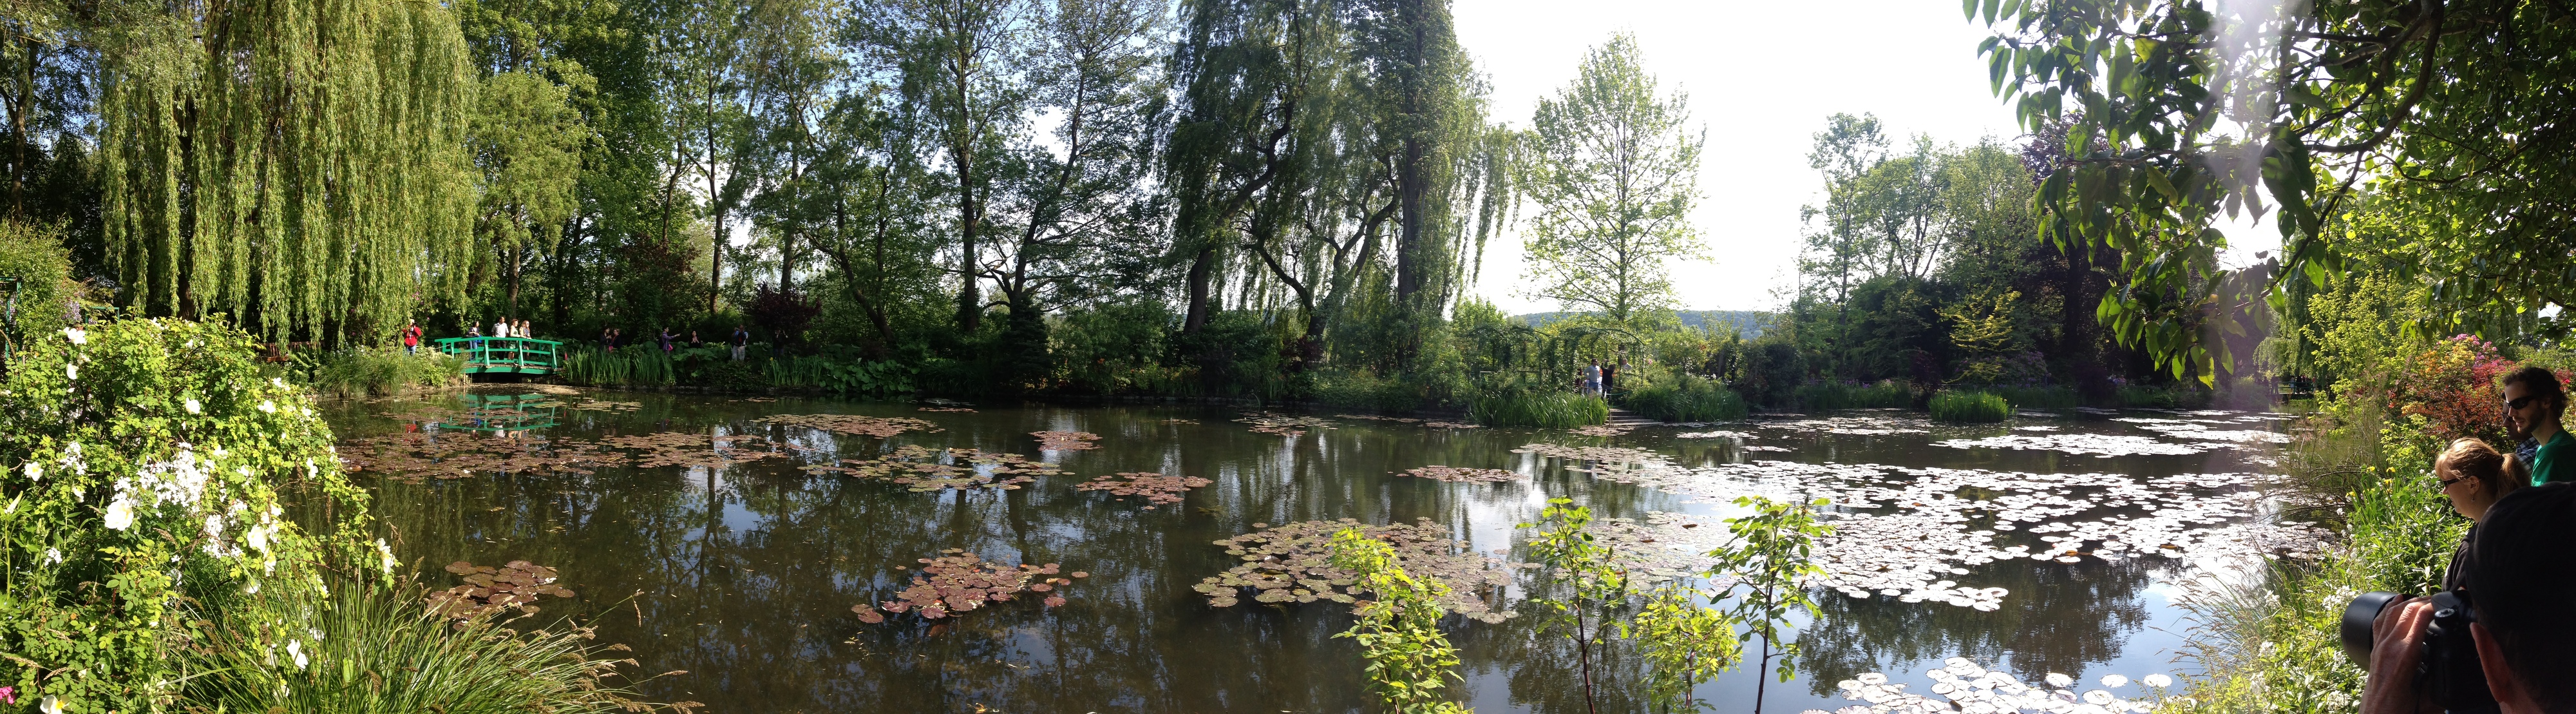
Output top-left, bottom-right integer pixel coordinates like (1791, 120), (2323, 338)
(321, 387), (2309, 713)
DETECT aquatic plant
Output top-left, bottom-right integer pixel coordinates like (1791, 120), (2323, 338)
(341, 432), (619, 481)
(757, 413), (943, 438)
(1195, 519), (1520, 622)
(427, 561), (576, 622)
(1235, 412), (1334, 436)
(851, 550), (1084, 623)
(1395, 466), (1519, 483)
(303, 345), (469, 398)
(1792, 381), (1913, 410)
(1340, 414), (1481, 429)
(1933, 432), (2212, 457)
(1074, 472), (1211, 508)
(1803, 659), (2178, 714)
(1927, 390), (2011, 423)
(1469, 389), (1608, 428)
(804, 445), (1065, 492)
(601, 432), (805, 469)
(184, 577), (691, 714)
(1706, 496), (1833, 714)
(1512, 443), (1673, 481)
(1030, 430), (1103, 450)
(1519, 499), (1629, 714)
(1324, 528), (1473, 714)
(1624, 583), (1738, 714)
(1569, 423), (1634, 436)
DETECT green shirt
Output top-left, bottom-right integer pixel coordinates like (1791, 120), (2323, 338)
(2530, 430), (2576, 487)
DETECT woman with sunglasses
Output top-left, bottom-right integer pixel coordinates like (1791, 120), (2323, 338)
(2503, 366), (2575, 486)
(2434, 438), (2525, 590)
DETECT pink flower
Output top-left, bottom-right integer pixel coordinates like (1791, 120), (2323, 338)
(1, 686), (15, 705)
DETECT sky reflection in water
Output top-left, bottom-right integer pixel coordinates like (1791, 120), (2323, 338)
(324, 393), (2292, 713)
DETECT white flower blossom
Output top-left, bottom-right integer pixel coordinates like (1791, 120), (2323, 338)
(60, 442), (84, 474)
(23, 461), (39, 481)
(376, 539), (398, 575)
(3, 496), (17, 514)
(245, 524), (270, 552)
(184, 398), (202, 414)
(44, 548), (61, 564)
(287, 639), (307, 670)
(40, 695), (64, 714)
(63, 327), (84, 345)
(64, 363), (75, 380)
(103, 497), (137, 530)
(256, 400), (276, 414)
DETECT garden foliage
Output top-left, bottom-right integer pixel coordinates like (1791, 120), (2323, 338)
(0, 319), (386, 710)
(1927, 391), (2010, 423)
(1325, 528), (1473, 714)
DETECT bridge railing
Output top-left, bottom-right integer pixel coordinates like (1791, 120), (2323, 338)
(432, 336), (563, 374)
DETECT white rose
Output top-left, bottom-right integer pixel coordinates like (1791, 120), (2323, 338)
(184, 398), (202, 414)
(256, 400), (276, 413)
(104, 497), (137, 530)
(23, 461), (38, 481)
(63, 327), (84, 345)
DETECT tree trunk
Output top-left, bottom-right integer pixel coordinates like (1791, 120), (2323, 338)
(1183, 246), (1216, 333)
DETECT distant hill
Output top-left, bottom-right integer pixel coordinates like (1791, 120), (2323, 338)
(1510, 310), (1774, 339)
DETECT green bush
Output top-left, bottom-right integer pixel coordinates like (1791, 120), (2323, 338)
(1624, 373), (1747, 422)
(1986, 385), (2079, 409)
(0, 318), (379, 711)
(0, 218), (76, 341)
(1927, 391), (2011, 423)
(1471, 389), (1608, 428)
(304, 346), (468, 398)
(184, 580), (670, 714)
(1793, 380), (1913, 410)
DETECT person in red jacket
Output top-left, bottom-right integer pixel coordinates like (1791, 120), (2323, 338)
(402, 319), (422, 355)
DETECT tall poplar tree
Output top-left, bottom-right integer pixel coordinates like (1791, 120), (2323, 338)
(869, 0), (1033, 334)
(97, 0), (478, 344)
(1519, 32), (1703, 324)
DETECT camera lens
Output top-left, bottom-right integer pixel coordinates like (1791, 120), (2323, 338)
(2342, 591), (2403, 666)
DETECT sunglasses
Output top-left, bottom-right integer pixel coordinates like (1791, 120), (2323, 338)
(2508, 395), (2541, 410)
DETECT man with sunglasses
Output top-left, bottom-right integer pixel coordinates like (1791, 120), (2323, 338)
(2503, 367), (2575, 486)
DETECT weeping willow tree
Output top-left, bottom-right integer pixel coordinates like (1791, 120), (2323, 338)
(97, 0), (477, 345)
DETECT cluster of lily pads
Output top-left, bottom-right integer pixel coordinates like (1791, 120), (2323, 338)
(1194, 518), (1523, 623)
(1074, 471), (1212, 507)
(1395, 465), (1520, 483)
(339, 432), (614, 482)
(799, 445), (1066, 492)
(1807, 659), (2176, 714)
(599, 432), (804, 469)
(851, 550), (1085, 623)
(1030, 430), (1103, 450)
(1235, 412), (1336, 437)
(427, 560), (574, 621)
(1336, 414), (1479, 429)
(755, 413), (943, 438)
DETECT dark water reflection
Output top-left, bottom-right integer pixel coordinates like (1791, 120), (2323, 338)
(322, 393), (2271, 713)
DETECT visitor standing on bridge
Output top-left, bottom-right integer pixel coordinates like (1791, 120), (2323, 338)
(1585, 361), (1602, 396)
(402, 320), (422, 355)
(2505, 367), (2575, 485)
(731, 325), (750, 362)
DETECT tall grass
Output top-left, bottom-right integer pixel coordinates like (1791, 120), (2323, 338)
(558, 345), (676, 387)
(1927, 391), (2011, 423)
(304, 346), (466, 398)
(1623, 374), (1748, 421)
(185, 582), (685, 713)
(1792, 380), (1913, 410)
(1471, 389), (1608, 428)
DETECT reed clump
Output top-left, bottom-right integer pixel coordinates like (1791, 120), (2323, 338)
(1927, 391), (2011, 423)
(1470, 389), (1608, 429)
(1623, 373), (1747, 421)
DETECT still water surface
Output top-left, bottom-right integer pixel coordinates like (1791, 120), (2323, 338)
(323, 389), (2286, 713)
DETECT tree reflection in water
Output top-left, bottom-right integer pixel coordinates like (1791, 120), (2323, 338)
(325, 391), (2237, 711)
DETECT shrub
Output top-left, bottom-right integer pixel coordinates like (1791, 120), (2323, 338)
(304, 345), (468, 398)
(1985, 385), (2079, 409)
(1928, 391), (2011, 423)
(0, 219), (75, 340)
(1471, 389), (1607, 428)
(1794, 380), (1912, 410)
(1315, 369), (1425, 412)
(1735, 340), (1806, 407)
(1624, 373), (1747, 421)
(0, 318), (380, 711)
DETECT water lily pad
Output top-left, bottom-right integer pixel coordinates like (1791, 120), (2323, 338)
(1197, 518), (1520, 622)
(1075, 471), (1212, 507)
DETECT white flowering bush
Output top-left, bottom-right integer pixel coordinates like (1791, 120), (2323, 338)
(0, 318), (384, 711)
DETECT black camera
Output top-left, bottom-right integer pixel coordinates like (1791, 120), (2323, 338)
(2342, 590), (2499, 714)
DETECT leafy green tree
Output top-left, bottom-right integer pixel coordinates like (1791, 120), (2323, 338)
(737, 0), (846, 294)
(1980, 0), (2576, 369)
(802, 89), (946, 356)
(470, 70), (592, 318)
(1326, 527), (1473, 714)
(867, 0), (1034, 334)
(1624, 583), (1739, 714)
(1520, 497), (1627, 714)
(95, 0), (478, 343)
(1519, 32), (1705, 324)
(1705, 496), (1832, 714)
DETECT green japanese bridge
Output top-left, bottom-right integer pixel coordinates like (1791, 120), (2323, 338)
(433, 336), (562, 375)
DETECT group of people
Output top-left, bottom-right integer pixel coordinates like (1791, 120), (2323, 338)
(598, 325), (757, 361)
(1581, 360), (1620, 396)
(2365, 366), (2576, 714)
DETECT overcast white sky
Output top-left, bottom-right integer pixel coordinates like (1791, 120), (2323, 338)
(1453, 0), (2276, 314)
